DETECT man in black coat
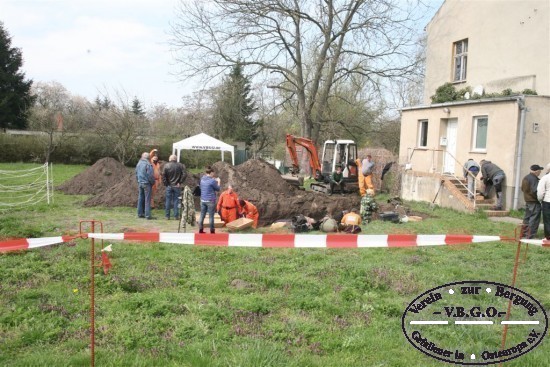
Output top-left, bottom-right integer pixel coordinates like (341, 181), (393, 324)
(520, 164), (543, 238)
(162, 154), (187, 220)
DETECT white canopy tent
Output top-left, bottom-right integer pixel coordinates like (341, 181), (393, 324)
(172, 133), (235, 165)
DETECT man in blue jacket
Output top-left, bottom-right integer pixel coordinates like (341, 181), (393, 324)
(136, 152), (156, 219)
(198, 166), (221, 233)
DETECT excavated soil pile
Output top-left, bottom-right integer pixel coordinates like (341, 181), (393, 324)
(77, 158), (366, 224)
(83, 162), (199, 208)
(57, 157), (129, 195)
(212, 159), (361, 225)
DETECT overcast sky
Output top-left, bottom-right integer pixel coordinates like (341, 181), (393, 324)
(1, 0), (192, 107)
(1, 0), (444, 109)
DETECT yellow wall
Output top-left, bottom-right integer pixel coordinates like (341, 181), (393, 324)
(424, 0), (550, 103)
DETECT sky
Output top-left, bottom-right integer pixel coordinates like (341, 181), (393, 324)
(1, 0), (192, 107)
(1, 0), (445, 109)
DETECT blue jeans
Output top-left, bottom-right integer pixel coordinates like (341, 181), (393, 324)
(199, 200), (216, 231)
(165, 186), (181, 219)
(137, 183), (152, 218)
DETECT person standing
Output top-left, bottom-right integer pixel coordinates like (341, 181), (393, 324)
(537, 163), (550, 241)
(136, 152), (155, 219)
(361, 155), (375, 194)
(360, 189), (379, 223)
(150, 150), (161, 208)
(329, 165), (345, 195)
(239, 199), (259, 228)
(480, 159), (506, 210)
(520, 164), (543, 238)
(198, 166), (221, 234)
(217, 184), (241, 224)
(162, 154), (187, 220)
(463, 158), (480, 200)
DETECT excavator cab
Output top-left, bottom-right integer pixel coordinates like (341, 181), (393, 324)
(284, 134), (358, 193)
(321, 140), (358, 181)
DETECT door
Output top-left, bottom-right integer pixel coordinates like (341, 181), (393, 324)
(443, 118), (458, 174)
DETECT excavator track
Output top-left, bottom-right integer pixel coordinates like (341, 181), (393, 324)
(310, 182), (331, 194)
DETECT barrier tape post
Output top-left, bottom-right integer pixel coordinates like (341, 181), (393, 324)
(79, 220), (104, 367)
(499, 225), (525, 367)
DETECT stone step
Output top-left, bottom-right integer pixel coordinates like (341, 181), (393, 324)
(483, 210), (510, 217)
(475, 199), (495, 205)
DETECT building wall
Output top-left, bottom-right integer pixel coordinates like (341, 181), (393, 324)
(423, 0), (550, 103)
(399, 96), (550, 209)
(400, 99), (520, 173)
(514, 96), (550, 205)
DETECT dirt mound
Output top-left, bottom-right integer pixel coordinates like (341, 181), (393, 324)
(80, 158), (363, 225)
(212, 159), (361, 225)
(83, 162), (199, 208)
(57, 157), (128, 195)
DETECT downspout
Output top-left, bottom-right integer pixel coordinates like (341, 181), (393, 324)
(512, 96), (526, 210)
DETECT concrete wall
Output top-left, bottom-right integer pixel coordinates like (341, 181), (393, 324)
(401, 171), (472, 213)
(423, 0), (549, 103)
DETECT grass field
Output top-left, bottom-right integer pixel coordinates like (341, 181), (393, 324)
(1, 163), (549, 366)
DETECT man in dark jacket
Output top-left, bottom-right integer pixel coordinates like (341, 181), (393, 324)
(329, 165), (345, 195)
(480, 160), (506, 210)
(162, 154), (187, 220)
(521, 164), (543, 238)
(198, 166), (221, 234)
(136, 152), (156, 219)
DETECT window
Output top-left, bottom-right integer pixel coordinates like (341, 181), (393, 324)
(417, 120), (428, 147)
(473, 116), (488, 151)
(453, 39), (468, 82)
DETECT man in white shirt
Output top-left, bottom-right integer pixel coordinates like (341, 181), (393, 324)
(537, 163), (550, 241)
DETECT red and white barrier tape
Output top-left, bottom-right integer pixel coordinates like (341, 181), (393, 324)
(0, 235), (80, 253)
(1, 234), (547, 253)
(87, 233), (506, 248)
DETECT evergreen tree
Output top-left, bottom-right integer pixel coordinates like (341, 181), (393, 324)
(213, 63), (257, 145)
(131, 97), (145, 116)
(0, 22), (34, 130)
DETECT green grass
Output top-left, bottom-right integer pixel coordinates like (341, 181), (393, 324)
(1, 163), (549, 366)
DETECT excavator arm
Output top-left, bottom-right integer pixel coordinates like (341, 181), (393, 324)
(286, 134), (322, 177)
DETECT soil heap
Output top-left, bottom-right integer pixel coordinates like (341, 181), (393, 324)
(83, 162), (199, 208)
(77, 158), (362, 225)
(57, 157), (129, 195)
(212, 159), (361, 225)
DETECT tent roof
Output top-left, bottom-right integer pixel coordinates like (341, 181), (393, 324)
(173, 133), (234, 152)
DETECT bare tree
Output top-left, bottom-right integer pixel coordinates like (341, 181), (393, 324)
(171, 0), (427, 142)
(94, 91), (149, 164)
(28, 81), (88, 162)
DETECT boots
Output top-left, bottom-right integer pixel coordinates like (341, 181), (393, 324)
(493, 192), (503, 210)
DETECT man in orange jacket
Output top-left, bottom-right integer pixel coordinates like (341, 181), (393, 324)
(149, 149), (161, 208)
(341, 208), (362, 233)
(239, 199), (259, 228)
(217, 184), (241, 224)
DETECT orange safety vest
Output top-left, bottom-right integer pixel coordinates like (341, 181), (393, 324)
(341, 212), (362, 226)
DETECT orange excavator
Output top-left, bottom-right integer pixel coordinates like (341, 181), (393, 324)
(284, 134), (359, 194)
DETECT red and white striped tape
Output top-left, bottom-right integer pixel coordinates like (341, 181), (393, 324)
(86, 233), (506, 248)
(0, 235), (79, 253)
(1, 234), (547, 253)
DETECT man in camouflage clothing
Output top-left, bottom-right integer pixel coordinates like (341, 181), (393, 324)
(179, 185), (196, 232)
(360, 189), (378, 223)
